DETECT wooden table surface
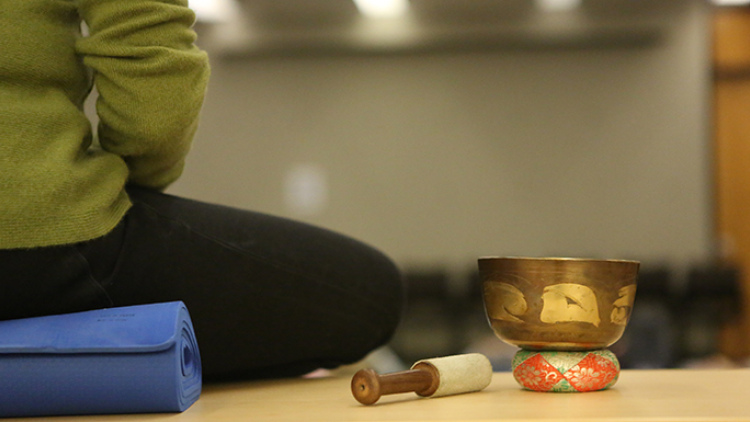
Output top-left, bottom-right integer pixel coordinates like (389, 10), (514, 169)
(9, 369), (750, 422)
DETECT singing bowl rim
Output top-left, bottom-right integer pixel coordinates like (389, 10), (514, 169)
(478, 256), (640, 265)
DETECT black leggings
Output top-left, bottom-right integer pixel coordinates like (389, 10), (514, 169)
(0, 186), (404, 381)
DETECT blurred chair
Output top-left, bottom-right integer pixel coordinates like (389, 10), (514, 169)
(674, 263), (742, 364)
(388, 269), (464, 364)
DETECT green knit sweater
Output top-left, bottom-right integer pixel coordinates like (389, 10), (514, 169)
(0, 0), (210, 248)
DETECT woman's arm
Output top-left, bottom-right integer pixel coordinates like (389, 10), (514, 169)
(76, 0), (210, 190)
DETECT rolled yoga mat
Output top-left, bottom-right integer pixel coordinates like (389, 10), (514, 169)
(0, 301), (201, 417)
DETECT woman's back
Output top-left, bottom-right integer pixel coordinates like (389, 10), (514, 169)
(0, 0), (209, 249)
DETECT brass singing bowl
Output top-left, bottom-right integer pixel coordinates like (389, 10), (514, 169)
(478, 257), (639, 351)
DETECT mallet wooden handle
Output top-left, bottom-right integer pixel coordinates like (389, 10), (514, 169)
(351, 365), (439, 405)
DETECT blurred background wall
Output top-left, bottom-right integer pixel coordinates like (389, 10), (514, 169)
(172, 0), (713, 274)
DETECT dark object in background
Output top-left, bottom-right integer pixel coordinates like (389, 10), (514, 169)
(676, 264), (742, 362)
(388, 270), (465, 364)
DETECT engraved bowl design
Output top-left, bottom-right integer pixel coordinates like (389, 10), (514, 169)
(478, 257), (639, 351)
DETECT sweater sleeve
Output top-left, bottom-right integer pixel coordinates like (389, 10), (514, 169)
(75, 0), (210, 190)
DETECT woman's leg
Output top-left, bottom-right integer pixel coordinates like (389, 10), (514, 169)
(99, 186), (404, 380)
(0, 243), (116, 321)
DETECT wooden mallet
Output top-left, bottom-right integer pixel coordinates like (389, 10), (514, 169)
(351, 353), (493, 405)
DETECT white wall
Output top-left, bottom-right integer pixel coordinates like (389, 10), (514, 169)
(169, 0), (714, 272)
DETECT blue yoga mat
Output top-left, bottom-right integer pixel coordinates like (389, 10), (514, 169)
(0, 301), (201, 417)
